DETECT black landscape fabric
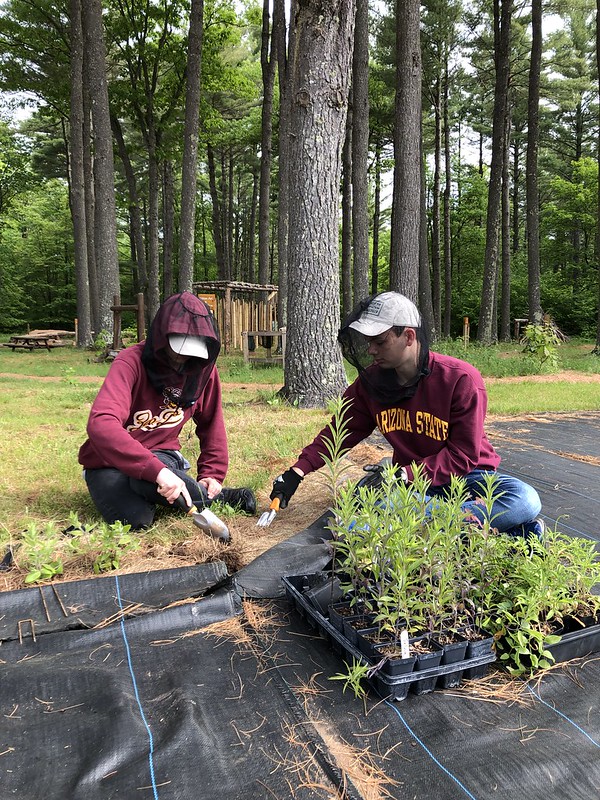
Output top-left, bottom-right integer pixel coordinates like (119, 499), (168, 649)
(2, 412), (600, 800)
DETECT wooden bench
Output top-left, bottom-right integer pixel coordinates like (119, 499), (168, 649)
(242, 330), (285, 369)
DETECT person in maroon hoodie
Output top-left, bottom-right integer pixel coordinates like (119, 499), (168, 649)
(270, 291), (544, 538)
(79, 292), (256, 529)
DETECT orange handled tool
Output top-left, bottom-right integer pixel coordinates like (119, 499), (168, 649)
(256, 497), (280, 528)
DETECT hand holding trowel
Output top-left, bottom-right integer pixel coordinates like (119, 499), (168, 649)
(174, 495), (230, 542)
(257, 468), (304, 528)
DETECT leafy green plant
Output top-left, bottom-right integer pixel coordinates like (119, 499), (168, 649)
(521, 321), (561, 372)
(328, 466), (600, 678)
(18, 522), (64, 584)
(318, 395), (355, 506)
(330, 658), (370, 701)
(89, 520), (140, 574)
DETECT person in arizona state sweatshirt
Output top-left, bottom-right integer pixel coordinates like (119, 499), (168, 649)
(79, 292), (255, 529)
(270, 291), (544, 538)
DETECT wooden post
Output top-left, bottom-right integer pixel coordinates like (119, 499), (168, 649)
(112, 294), (121, 350)
(224, 285), (232, 353)
(463, 316), (470, 347)
(136, 293), (145, 342)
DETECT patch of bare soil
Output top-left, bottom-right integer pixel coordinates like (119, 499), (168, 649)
(485, 370), (600, 383)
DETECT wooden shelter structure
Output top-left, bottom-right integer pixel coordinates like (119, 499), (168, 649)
(192, 281), (279, 354)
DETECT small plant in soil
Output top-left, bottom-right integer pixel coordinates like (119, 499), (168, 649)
(321, 434), (600, 689)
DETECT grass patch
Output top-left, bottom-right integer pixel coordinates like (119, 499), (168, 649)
(488, 381), (600, 415)
(1, 340), (598, 588)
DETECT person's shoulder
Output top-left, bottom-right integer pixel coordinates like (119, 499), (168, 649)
(429, 351), (484, 383)
(110, 343), (144, 373)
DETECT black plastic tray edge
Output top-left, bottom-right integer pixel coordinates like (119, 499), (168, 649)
(282, 575), (496, 688)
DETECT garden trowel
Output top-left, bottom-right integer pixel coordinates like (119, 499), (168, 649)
(175, 495), (230, 542)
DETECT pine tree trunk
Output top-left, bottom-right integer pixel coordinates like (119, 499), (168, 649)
(207, 144), (226, 278)
(371, 141), (381, 295)
(112, 116), (148, 297)
(162, 160), (175, 297)
(179, 0), (204, 291)
(283, 0), (355, 408)
(82, 0), (120, 338)
(477, 0), (511, 344)
(500, 109), (511, 341)
(526, 0), (542, 324)
(443, 64), (452, 338)
(351, 0), (369, 303)
(390, 0), (421, 300)
(258, 0), (278, 286)
(341, 103), (353, 316)
(275, 0), (295, 329)
(69, 0), (93, 348)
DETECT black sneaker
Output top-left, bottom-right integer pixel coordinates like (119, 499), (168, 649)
(216, 487), (257, 515)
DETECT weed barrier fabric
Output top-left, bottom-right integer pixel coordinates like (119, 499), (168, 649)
(3, 412), (600, 799)
(269, 606), (600, 800)
(487, 412), (600, 541)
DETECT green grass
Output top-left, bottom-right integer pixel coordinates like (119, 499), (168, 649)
(1, 338), (598, 578)
(487, 381), (600, 415)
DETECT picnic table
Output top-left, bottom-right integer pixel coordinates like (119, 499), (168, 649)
(2, 330), (72, 351)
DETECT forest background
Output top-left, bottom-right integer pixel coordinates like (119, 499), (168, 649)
(0, 0), (599, 407)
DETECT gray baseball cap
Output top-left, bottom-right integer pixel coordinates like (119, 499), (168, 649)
(348, 292), (422, 336)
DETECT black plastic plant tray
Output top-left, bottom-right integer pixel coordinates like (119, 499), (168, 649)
(282, 574), (497, 701)
(545, 621), (600, 663)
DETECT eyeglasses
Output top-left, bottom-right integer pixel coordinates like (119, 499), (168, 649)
(367, 330), (395, 348)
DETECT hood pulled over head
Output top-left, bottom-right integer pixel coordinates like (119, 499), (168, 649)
(338, 292), (430, 406)
(142, 292), (220, 408)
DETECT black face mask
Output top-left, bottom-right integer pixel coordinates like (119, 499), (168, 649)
(337, 294), (431, 407)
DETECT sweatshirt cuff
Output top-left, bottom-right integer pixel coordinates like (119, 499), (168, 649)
(293, 458), (315, 477)
(141, 459), (166, 483)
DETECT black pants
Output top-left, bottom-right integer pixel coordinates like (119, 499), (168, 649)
(84, 450), (209, 529)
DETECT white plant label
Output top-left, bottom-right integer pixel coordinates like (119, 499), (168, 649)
(400, 629), (410, 660)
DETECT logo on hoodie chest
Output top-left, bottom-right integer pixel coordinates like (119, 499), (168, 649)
(127, 390), (185, 432)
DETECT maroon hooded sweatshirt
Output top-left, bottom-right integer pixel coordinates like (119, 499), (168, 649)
(79, 292), (228, 484)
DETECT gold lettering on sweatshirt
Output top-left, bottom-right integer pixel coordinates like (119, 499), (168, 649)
(127, 406), (185, 432)
(376, 408), (448, 442)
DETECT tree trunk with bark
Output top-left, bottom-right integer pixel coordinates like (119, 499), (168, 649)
(275, 0), (296, 329)
(178, 0), (204, 291)
(207, 144), (226, 278)
(351, 0), (369, 303)
(477, 0), (512, 344)
(526, 0), (542, 324)
(341, 101), (353, 316)
(390, 0), (421, 300)
(371, 141), (381, 295)
(500, 108), (511, 341)
(112, 116), (148, 297)
(82, 0), (120, 338)
(283, 0), (355, 407)
(258, 0), (279, 286)
(69, 0), (93, 348)
(162, 160), (175, 297)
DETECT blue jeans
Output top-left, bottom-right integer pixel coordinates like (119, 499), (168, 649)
(426, 470), (542, 537)
(84, 450), (209, 529)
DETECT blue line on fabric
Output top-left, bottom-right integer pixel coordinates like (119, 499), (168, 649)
(526, 683), (600, 748)
(115, 575), (160, 800)
(384, 699), (479, 800)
